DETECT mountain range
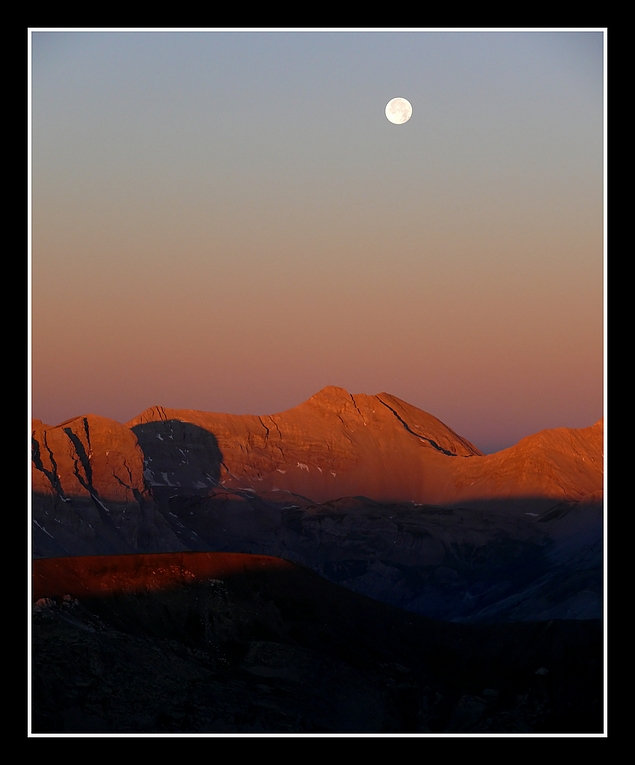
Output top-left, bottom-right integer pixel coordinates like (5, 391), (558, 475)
(31, 387), (604, 732)
(32, 386), (603, 622)
(33, 385), (602, 511)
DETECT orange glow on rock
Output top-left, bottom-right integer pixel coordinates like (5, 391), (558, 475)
(32, 552), (295, 602)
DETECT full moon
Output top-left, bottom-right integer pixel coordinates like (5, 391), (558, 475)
(385, 97), (412, 125)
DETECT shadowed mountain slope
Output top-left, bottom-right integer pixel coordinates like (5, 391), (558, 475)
(32, 552), (602, 734)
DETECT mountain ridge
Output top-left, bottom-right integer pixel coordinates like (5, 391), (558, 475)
(31, 386), (604, 622)
(33, 386), (602, 507)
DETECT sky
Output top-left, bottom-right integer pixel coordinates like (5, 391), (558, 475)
(30, 29), (605, 454)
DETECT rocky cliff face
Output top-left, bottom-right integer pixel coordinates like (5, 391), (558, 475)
(32, 414), (148, 503)
(31, 414), (184, 558)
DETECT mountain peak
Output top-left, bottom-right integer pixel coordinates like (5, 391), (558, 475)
(307, 385), (352, 402)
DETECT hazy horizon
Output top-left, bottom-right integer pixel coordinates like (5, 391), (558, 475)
(30, 29), (604, 455)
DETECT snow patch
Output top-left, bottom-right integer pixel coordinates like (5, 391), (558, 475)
(33, 519), (53, 538)
(143, 469), (162, 486)
(161, 472), (178, 487)
(92, 495), (111, 514)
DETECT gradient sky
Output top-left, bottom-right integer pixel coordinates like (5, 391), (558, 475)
(30, 29), (604, 453)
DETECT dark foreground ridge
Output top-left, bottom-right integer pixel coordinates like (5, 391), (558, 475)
(32, 552), (603, 734)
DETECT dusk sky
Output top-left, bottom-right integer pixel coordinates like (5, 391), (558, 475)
(30, 29), (604, 454)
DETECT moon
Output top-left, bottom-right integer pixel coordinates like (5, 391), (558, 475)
(385, 97), (412, 125)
